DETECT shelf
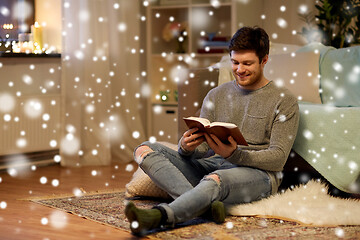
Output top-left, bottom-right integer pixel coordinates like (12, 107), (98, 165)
(152, 102), (178, 106)
(150, 5), (189, 10)
(150, 2), (232, 9)
(194, 53), (228, 57)
(0, 52), (61, 58)
(191, 0), (232, 4)
(146, 0), (234, 140)
(190, 2), (232, 7)
(151, 53), (228, 58)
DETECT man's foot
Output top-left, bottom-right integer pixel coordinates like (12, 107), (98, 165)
(125, 202), (163, 236)
(211, 200), (226, 224)
(202, 200), (226, 224)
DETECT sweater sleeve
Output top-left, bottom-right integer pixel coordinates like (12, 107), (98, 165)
(177, 89), (217, 158)
(226, 97), (299, 172)
(177, 91), (214, 158)
(178, 135), (214, 158)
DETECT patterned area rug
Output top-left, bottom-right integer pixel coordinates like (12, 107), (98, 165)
(30, 191), (360, 239)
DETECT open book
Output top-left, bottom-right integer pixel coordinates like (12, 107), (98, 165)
(183, 117), (248, 146)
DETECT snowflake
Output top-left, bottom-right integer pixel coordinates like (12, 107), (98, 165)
(40, 176), (48, 184)
(0, 201), (7, 209)
(52, 179), (60, 187)
(303, 129), (314, 140)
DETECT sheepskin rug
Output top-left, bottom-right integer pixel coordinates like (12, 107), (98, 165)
(227, 180), (360, 226)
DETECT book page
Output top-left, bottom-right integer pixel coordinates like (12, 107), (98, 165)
(183, 117), (211, 126)
(209, 122), (237, 128)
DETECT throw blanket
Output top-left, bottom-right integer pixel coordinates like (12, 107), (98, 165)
(293, 102), (360, 193)
(227, 180), (360, 226)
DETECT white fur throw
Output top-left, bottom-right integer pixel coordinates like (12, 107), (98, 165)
(227, 180), (360, 226)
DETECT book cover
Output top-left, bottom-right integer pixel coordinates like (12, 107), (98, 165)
(183, 117), (248, 146)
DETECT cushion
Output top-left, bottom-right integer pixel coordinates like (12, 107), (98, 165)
(264, 51), (322, 104)
(125, 167), (170, 199)
(215, 55), (233, 86)
(125, 141), (177, 199)
(297, 43), (360, 106)
(318, 45), (360, 107)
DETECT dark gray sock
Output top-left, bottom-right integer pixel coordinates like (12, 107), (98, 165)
(125, 202), (163, 236)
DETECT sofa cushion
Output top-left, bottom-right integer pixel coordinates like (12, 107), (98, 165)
(319, 46), (360, 107)
(264, 51), (322, 104)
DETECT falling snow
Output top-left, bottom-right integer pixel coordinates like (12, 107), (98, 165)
(51, 179), (60, 187)
(0, 1), (359, 237)
(0, 201), (7, 209)
(226, 221), (234, 229)
(41, 217), (49, 225)
(49, 211), (68, 229)
(40, 176), (48, 184)
(125, 164), (134, 172)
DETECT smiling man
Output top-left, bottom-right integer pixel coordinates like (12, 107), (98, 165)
(231, 49), (268, 89)
(125, 26), (300, 236)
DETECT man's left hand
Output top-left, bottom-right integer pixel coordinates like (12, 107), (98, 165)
(204, 133), (237, 158)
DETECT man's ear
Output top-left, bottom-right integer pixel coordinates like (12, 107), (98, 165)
(261, 55), (269, 65)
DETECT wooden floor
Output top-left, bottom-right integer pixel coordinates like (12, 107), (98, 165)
(2, 160), (359, 240)
(0, 161), (140, 240)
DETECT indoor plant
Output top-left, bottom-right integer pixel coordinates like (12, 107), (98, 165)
(299, 0), (360, 48)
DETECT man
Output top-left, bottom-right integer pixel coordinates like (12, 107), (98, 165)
(125, 26), (299, 236)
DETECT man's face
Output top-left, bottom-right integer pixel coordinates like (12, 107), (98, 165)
(230, 50), (268, 90)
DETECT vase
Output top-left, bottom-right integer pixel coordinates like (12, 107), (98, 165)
(176, 40), (185, 53)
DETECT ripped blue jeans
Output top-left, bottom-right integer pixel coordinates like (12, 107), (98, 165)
(136, 141), (271, 225)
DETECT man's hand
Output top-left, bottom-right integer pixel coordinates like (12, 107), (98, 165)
(204, 133), (237, 158)
(181, 128), (205, 152)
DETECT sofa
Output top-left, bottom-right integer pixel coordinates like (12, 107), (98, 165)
(179, 43), (360, 195)
(126, 43), (360, 199)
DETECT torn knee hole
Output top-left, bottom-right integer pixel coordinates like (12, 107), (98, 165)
(135, 145), (153, 164)
(205, 174), (220, 184)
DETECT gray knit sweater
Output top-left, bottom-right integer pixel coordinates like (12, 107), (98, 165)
(179, 80), (299, 194)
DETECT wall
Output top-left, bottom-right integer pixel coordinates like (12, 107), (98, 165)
(226, 0), (316, 46)
(234, 0), (264, 30)
(263, 0), (316, 45)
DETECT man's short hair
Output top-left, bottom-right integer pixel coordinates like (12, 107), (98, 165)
(228, 26), (269, 62)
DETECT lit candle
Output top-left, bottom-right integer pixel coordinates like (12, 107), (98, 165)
(31, 22), (43, 53)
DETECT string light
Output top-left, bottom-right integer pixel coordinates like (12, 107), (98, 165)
(2, 24), (13, 30)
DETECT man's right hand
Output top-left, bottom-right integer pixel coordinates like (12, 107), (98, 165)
(180, 128), (205, 152)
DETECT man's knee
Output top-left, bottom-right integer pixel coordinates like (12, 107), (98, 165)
(205, 174), (220, 184)
(134, 145), (153, 164)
